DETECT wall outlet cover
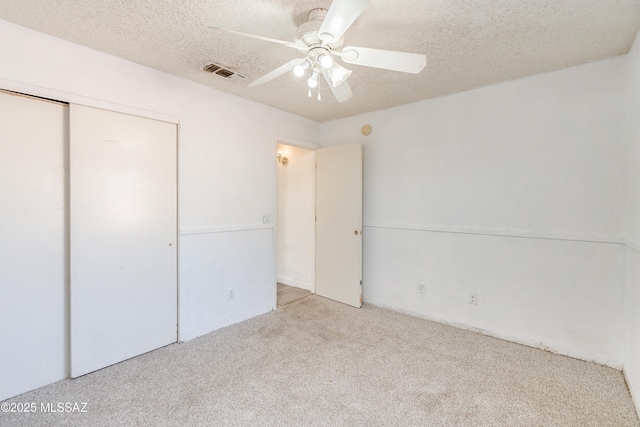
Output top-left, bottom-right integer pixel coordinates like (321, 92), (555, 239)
(469, 293), (478, 305)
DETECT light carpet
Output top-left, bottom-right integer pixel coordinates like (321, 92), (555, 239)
(1, 295), (638, 426)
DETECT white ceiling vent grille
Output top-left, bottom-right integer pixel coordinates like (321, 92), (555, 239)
(201, 61), (246, 83)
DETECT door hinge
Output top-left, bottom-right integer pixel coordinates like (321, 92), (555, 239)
(360, 280), (362, 285)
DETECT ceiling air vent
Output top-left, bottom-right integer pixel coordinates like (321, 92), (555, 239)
(201, 61), (246, 83)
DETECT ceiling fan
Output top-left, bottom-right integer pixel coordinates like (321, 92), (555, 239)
(211, 0), (426, 102)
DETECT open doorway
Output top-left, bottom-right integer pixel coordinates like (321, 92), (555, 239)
(275, 140), (363, 309)
(276, 143), (315, 307)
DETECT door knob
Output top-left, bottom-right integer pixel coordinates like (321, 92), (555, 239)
(354, 230), (359, 235)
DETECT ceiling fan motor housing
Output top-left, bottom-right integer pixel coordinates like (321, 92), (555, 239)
(296, 8), (343, 51)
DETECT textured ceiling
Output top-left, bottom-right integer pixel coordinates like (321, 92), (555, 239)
(1, 0), (639, 122)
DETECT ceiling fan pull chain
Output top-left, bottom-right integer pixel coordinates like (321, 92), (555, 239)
(317, 79), (321, 101)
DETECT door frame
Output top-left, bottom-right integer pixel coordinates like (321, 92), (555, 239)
(0, 78), (179, 125)
(272, 135), (318, 310)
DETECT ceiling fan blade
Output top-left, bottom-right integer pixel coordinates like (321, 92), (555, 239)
(318, 0), (369, 43)
(248, 58), (306, 87)
(210, 27), (303, 50)
(339, 46), (426, 74)
(321, 68), (353, 102)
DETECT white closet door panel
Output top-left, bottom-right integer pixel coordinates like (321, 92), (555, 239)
(70, 104), (177, 377)
(0, 91), (68, 400)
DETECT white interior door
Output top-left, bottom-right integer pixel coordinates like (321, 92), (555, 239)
(70, 104), (177, 377)
(315, 141), (363, 307)
(0, 91), (68, 400)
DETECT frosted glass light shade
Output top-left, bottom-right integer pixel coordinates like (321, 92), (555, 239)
(329, 63), (352, 87)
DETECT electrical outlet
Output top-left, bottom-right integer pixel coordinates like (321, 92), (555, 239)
(418, 283), (426, 294)
(469, 293), (478, 305)
(262, 214), (271, 224)
(228, 289), (235, 300)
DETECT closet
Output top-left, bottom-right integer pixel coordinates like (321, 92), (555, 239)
(0, 91), (178, 400)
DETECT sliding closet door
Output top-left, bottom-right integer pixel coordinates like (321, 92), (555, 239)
(70, 104), (177, 377)
(0, 91), (68, 400)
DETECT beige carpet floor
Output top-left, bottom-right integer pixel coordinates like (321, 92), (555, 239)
(1, 295), (638, 426)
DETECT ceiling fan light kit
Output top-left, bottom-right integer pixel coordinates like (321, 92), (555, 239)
(293, 62), (308, 77)
(212, 0), (426, 102)
(329, 63), (352, 88)
(319, 53), (333, 68)
(307, 71), (319, 89)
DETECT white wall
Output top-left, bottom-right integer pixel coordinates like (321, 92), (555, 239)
(276, 144), (316, 292)
(321, 57), (627, 367)
(624, 31), (640, 415)
(0, 18), (319, 397)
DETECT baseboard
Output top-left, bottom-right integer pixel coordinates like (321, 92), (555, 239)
(277, 277), (313, 292)
(365, 302), (622, 370)
(624, 369), (640, 420)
